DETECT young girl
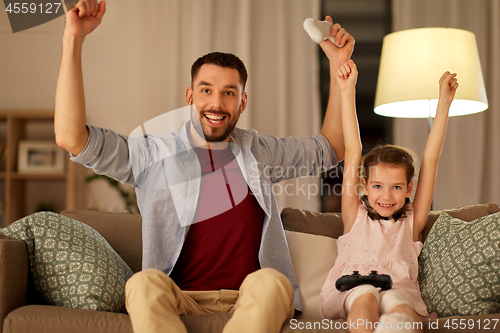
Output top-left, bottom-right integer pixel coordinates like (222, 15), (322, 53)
(319, 60), (458, 333)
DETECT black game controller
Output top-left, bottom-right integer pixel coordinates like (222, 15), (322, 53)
(335, 270), (393, 292)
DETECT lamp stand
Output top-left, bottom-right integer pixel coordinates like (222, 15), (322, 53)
(427, 99), (434, 211)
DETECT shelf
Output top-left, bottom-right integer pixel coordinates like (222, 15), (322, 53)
(0, 110), (54, 119)
(10, 172), (67, 180)
(0, 110), (87, 226)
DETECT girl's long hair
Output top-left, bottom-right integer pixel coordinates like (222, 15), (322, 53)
(361, 145), (417, 221)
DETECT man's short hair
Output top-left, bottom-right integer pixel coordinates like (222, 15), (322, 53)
(191, 52), (248, 91)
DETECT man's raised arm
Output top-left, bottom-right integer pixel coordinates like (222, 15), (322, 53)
(318, 16), (355, 162)
(55, 0), (106, 156)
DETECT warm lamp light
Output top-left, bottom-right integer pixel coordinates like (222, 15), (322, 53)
(374, 28), (488, 118)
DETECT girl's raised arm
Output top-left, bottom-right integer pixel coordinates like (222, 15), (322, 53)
(412, 72), (458, 240)
(337, 60), (363, 234)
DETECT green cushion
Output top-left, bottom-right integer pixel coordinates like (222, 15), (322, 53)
(418, 212), (500, 317)
(0, 212), (133, 312)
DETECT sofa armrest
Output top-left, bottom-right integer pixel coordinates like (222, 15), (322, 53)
(0, 235), (28, 333)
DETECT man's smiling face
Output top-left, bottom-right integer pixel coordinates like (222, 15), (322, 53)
(186, 64), (247, 143)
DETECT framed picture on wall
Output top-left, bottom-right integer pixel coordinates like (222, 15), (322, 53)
(17, 141), (65, 174)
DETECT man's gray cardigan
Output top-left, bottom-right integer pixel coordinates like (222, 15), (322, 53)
(71, 121), (338, 311)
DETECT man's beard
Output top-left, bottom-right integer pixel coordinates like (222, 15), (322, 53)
(191, 105), (240, 142)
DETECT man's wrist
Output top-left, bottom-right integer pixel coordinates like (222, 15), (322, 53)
(61, 34), (85, 60)
(62, 32), (86, 45)
(330, 58), (351, 70)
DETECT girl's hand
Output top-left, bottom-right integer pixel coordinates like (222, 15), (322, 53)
(439, 71), (459, 104)
(336, 60), (358, 91)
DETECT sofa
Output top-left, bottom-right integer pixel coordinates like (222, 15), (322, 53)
(1, 203), (499, 333)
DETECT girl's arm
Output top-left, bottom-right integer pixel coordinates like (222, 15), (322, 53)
(412, 72), (458, 241)
(337, 61), (362, 234)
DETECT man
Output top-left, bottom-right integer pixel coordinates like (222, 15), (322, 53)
(55, 1), (354, 332)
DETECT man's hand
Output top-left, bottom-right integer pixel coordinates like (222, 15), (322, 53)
(319, 16), (355, 69)
(439, 71), (459, 104)
(64, 0), (106, 38)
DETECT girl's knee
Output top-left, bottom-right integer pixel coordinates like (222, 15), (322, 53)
(345, 285), (380, 314)
(379, 290), (411, 314)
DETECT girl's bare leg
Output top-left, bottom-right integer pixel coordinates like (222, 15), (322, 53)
(347, 293), (380, 333)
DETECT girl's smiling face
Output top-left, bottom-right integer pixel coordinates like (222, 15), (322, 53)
(363, 163), (413, 217)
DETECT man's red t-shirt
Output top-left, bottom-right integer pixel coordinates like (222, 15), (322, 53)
(169, 146), (265, 291)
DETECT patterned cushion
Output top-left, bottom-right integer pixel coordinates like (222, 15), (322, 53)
(0, 212), (133, 312)
(418, 212), (500, 317)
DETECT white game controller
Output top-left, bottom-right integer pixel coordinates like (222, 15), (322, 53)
(303, 18), (340, 47)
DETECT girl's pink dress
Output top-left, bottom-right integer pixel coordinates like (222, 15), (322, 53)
(320, 203), (432, 319)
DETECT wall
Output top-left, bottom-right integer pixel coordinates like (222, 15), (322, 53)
(0, 0), (323, 213)
(0, 8), (131, 212)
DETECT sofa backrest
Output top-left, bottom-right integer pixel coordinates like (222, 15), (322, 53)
(60, 210), (143, 273)
(281, 203), (500, 242)
(61, 203), (500, 274)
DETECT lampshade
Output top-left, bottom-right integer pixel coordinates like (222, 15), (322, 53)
(374, 27), (488, 118)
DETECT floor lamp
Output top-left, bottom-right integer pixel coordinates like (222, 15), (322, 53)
(375, 27), (488, 123)
(373, 27), (489, 208)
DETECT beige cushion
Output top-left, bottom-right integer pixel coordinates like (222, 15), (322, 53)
(285, 231), (337, 319)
